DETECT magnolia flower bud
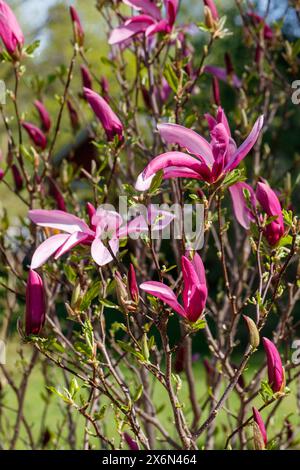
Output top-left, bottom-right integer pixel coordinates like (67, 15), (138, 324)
(123, 432), (139, 450)
(22, 122), (47, 150)
(70, 6), (84, 47)
(12, 164), (23, 191)
(243, 315), (260, 349)
(128, 263), (139, 303)
(0, 1), (24, 59)
(25, 269), (46, 335)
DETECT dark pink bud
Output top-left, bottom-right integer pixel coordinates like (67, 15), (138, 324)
(0, 168), (4, 181)
(70, 6), (84, 47)
(25, 269), (46, 335)
(252, 407), (267, 445)
(80, 65), (93, 90)
(0, 0), (24, 57)
(256, 182), (284, 246)
(12, 164), (23, 191)
(84, 87), (123, 142)
(48, 178), (66, 211)
(67, 100), (80, 132)
(262, 337), (284, 393)
(174, 344), (186, 373)
(212, 76), (221, 106)
(203, 0), (219, 20)
(22, 122), (47, 150)
(128, 263), (139, 302)
(123, 432), (139, 451)
(34, 100), (51, 133)
(100, 76), (110, 102)
(224, 52), (234, 76)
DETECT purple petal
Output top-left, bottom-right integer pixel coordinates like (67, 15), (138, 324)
(204, 65), (242, 88)
(108, 16), (154, 45)
(145, 19), (170, 37)
(158, 123), (213, 165)
(91, 238), (119, 266)
(140, 281), (186, 317)
(229, 182), (255, 229)
(142, 151), (205, 180)
(123, 0), (161, 20)
(252, 407), (267, 445)
(28, 209), (92, 235)
(30, 234), (69, 269)
(54, 232), (90, 259)
(225, 115), (264, 172)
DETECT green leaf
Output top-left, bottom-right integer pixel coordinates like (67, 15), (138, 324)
(149, 170), (163, 194)
(80, 281), (101, 311)
(24, 40), (41, 56)
(64, 264), (77, 285)
(99, 299), (121, 310)
(163, 62), (179, 93)
(133, 384), (143, 402)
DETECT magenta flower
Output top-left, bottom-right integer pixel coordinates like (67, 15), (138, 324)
(84, 87), (123, 142)
(0, 0), (24, 57)
(28, 205), (174, 269)
(229, 181), (285, 246)
(128, 263), (139, 302)
(252, 407), (267, 446)
(262, 337), (284, 393)
(34, 100), (51, 133)
(22, 122), (47, 150)
(140, 253), (207, 323)
(136, 108), (264, 190)
(26, 269), (46, 335)
(108, 0), (179, 46)
(70, 6), (84, 46)
(80, 65), (93, 90)
(203, 0), (219, 21)
(0, 168), (4, 181)
(204, 65), (242, 89)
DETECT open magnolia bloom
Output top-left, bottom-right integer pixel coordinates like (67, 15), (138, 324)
(108, 0), (178, 46)
(28, 204), (174, 268)
(140, 253), (207, 323)
(229, 180), (285, 246)
(135, 107), (264, 190)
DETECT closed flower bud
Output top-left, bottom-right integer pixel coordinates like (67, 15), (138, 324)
(70, 6), (84, 47)
(84, 87), (123, 142)
(67, 100), (80, 132)
(243, 315), (260, 349)
(80, 65), (93, 90)
(212, 76), (220, 106)
(12, 164), (23, 191)
(0, 0), (24, 58)
(34, 100), (51, 133)
(25, 269), (46, 335)
(123, 432), (139, 451)
(0, 168), (4, 181)
(262, 337), (284, 393)
(204, 6), (215, 29)
(252, 407), (267, 448)
(22, 122), (47, 150)
(203, 0), (219, 21)
(48, 177), (66, 211)
(128, 263), (139, 303)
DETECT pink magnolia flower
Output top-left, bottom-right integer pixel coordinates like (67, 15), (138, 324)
(140, 253), (207, 323)
(0, 0), (24, 57)
(80, 65), (93, 90)
(26, 269), (46, 335)
(70, 6), (84, 46)
(262, 337), (284, 393)
(252, 407), (267, 446)
(136, 108), (264, 190)
(84, 87), (123, 142)
(204, 65), (242, 89)
(34, 100), (51, 133)
(28, 205), (174, 269)
(229, 181), (285, 246)
(22, 122), (47, 150)
(108, 0), (179, 46)
(203, 0), (219, 21)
